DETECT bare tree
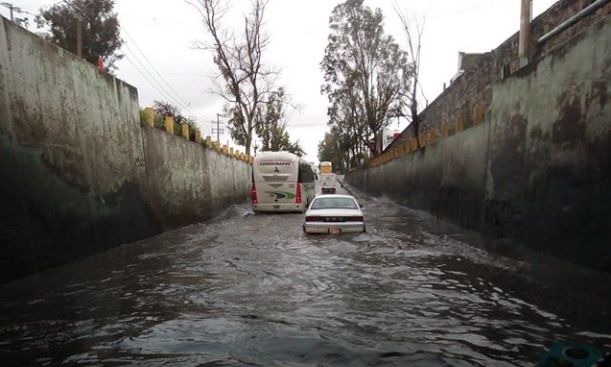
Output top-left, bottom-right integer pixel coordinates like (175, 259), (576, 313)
(394, 3), (426, 148)
(186, 0), (276, 155)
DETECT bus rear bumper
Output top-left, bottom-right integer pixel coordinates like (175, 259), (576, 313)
(252, 204), (305, 213)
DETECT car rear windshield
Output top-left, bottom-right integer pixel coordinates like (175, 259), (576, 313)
(311, 197), (358, 209)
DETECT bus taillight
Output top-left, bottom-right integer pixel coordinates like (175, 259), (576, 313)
(251, 183), (258, 204)
(295, 184), (302, 204)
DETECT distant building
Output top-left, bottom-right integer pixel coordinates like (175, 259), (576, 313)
(375, 127), (400, 154)
(449, 51), (486, 85)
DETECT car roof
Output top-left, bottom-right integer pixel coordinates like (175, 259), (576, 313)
(314, 194), (356, 200)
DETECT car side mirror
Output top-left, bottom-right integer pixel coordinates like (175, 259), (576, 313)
(359, 203), (364, 208)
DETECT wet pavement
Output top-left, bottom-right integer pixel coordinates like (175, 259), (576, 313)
(1, 182), (610, 366)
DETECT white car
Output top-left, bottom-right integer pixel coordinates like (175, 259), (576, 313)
(303, 194), (365, 234)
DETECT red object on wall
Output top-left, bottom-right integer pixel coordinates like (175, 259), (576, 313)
(97, 56), (104, 71)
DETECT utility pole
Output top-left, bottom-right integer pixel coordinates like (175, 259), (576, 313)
(1, 2), (20, 21)
(519, 0), (532, 62)
(62, 0), (84, 58)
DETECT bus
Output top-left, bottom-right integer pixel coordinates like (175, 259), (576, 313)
(320, 161), (333, 174)
(251, 151), (316, 213)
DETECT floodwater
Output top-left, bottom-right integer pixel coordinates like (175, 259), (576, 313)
(1, 184), (610, 366)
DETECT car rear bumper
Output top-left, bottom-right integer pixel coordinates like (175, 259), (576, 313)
(303, 223), (365, 234)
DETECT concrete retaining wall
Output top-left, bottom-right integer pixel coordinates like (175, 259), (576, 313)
(348, 15), (611, 271)
(0, 17), (251, 283)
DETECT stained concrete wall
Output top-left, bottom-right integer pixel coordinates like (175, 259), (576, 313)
(0, 17), (250, 283)
(348, 15), (611, 271)
(357, 122), (490, 231)
(484, 17), (611, 269)
(142, 129), (251, 230)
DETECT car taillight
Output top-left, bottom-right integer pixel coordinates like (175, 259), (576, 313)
(305, 216), (322, 222)
(295, 184), (301, 204)
(251, 183), (258, 204)
(347, 216), (364, 222)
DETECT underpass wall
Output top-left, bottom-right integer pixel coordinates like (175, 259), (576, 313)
(347, 15), (611, 271)
(141, 129), (251, 231)
(350, 123), (490, 232)
(0, 17), (250, 283)
(485, 18), (611, 270)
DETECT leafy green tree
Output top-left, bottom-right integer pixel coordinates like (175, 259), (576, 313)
(261, 129), (305, 157)
(152, 100), (198, 139)
(36, 0), (123, 71)
(257, 88), (305, 156)
(318, 130), (346, 173)
(153, 100), (180, 119)
(321, 0), (412, 157)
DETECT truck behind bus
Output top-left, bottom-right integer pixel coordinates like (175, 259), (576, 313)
(320, 173), (337, 194)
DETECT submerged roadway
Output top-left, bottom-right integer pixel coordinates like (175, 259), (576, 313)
(1, 179), (609, 366)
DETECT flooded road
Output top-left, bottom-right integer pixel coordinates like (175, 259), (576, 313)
(1, 183), (610, 366)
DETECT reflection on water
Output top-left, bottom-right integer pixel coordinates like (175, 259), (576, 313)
(1, 190), (610, 366)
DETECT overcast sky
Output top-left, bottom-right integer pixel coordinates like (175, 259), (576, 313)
(7, 0), (559, 163)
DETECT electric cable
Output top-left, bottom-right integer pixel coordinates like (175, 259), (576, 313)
(121, 26), (209, 123)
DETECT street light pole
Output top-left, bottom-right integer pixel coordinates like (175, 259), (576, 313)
(216, 114), (221, 143)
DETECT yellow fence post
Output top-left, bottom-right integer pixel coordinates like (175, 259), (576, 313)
(195, 129), (201, 143)
(181, 123), (189, 139)
(144, 107), (154, 127)
(164, 116), (174, 134)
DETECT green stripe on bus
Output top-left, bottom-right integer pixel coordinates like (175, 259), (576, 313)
(265, 191), (296, 200)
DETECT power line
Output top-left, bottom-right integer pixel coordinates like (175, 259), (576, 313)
(122, 45), (200, 119)
(122, 28), (198, 112)
(121, 26), (211, 124)
(37, 1), (210, 126)
(121, 45), (208, 124)
(121, 49), (181, 108)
